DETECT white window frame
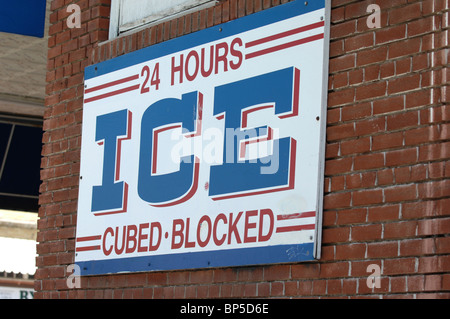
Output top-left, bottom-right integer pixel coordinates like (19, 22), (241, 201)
(109, 0), (218, 40)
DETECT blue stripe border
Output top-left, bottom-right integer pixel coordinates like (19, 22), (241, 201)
(85, 0), (325, 80)
(76, 243), (314, 275)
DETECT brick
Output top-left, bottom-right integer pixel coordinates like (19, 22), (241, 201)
(48, 46), (62, 59)
(333, 72), (348, 89)
(353, 153), (384, 170)
(264, 265), (290, 281)
(395, 57), (412, 75)
(355, 81), (387, 101)
(319, 262), (349, 278)
(330, 20), (356, 39)
(419, 141), (450, 161)
(390, 276), (407, 293)
(388, 74), (421, 95)
(380, 61), (396, 79)
(344, 1), (371, 20)
(400, 238), (436, 257)
(364, 64), (380, 82)
(325, 157), (353, 175)
(291, 264), (320, 279)
(190, 270), (213, 284)
(324, 192), (352, 210)
(368, 205), (399, 222)
(327, 123), (356, 141)
(341, 103), (371, 121)
(345, 173), (362, 190)
(375, 24), (407, 44)
(384, 258), (416, 275)
(330, 175), (345, 192)
(367, 242), (399, 258)
(330, 39), (344, 57)
(335, 243), (366, 260)
(385, 148), (418, 166)
(418, 217), (450, 236)
(357, 46), (388, 67)
(384, 184), (417, 202)
(386, 111), (419, 130)
(340, 137), (370, 155)
(396, 165), (427, 184)
(351, 224), (382, 241)
(372, 131), (404, 151)
(404, 126), (436, 145)
(418, 180), (450, 199)
(389, 2), (422, 24)
(355, 116), (386, 136)
(418, 255), (450, 274)
(336, 208), (367, 225)
(328, 88), (355, 106)
(322, 226), (350, 244)
(389, 37), (422, 59)
(384, 220), (418, 239)
(344, 32), (374, 52)
(327, 279), (342, 295)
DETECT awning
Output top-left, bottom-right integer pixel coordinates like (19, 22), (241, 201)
(0, 123), (42, 212)
(0, 0), (47, 38)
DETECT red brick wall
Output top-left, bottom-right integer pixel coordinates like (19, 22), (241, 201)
(36, 0), (450, 298)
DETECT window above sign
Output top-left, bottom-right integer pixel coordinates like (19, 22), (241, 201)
(109, 0), (218, 39)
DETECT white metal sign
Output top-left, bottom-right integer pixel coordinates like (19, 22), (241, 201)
(76, 0), (330, 275)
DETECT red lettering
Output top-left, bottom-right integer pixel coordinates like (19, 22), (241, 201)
(228, 211), (243, 244)
(168, 208), (273, 251)
(138, 223), (149, 253)
(125, 225), (138, 253)
(171, 219), (184, 249)
(114, 226), (126, 255)
(197, 215), (212, 248)
(230, 37), (243, 70)
(149, 222), (162, 251)
(186, 50), (200, 82)
(244, 210), (258, 243)
(103, 227), (114, 256)
(171, 38), (243, 85)
(171, 54), (184, 85)
(215, 42), (229, 74)
(213, 213), (227, 246)
(200, 46), (214, 77)
(259, 209), (274, 242)
(185, 218), (196, 248)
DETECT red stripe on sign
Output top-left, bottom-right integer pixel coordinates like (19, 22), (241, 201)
(85, 74), (139, 94)
(76, 235), (101, 242)
(245, 21), (325, 48)
(277, 211), (316, 221)
(84, 84), (140, 103)
(76, 245), (101, 252)
(276, 224), (315, 233)
(245, 33), (324, 60)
